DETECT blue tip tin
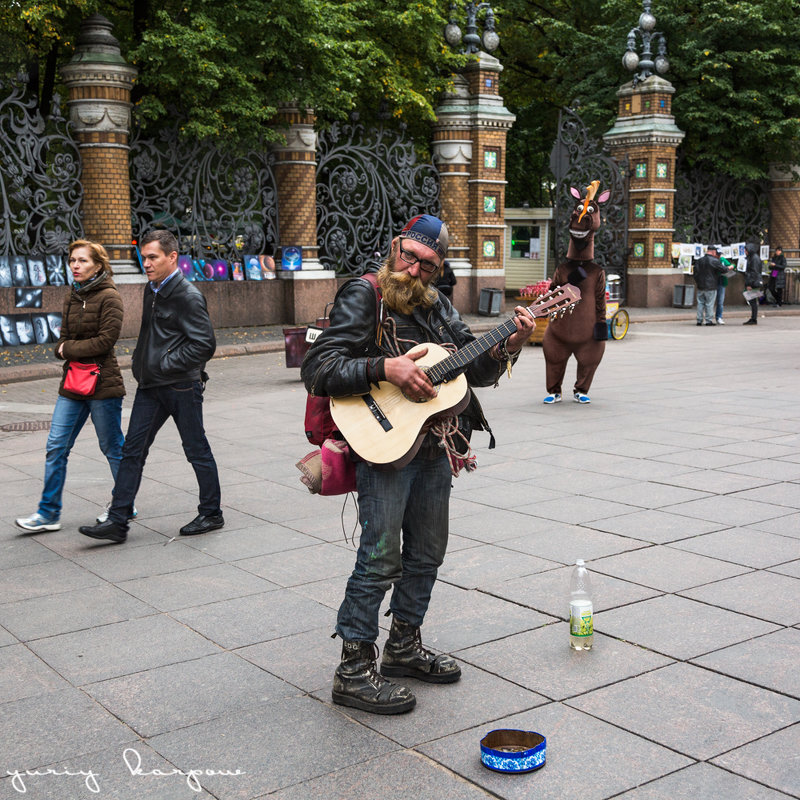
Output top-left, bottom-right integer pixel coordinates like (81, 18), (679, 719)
(480, 729), (546, 774)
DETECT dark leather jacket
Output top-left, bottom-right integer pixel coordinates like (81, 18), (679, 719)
(744, 244), (763, 287)
(302, 273), (506, 398)
(132, 272), (216, 388)
(693, 254), (727, 291)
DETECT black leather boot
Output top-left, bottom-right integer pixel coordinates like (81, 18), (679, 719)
(332, 640), (416, 714)
(380, 616), (461, 683)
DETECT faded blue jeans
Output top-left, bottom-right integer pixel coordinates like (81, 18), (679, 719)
(39, 395), (124, 520)
(696, 289), (717, 324)
(336, 452), (452, 643)
(715, 283), (726, 322)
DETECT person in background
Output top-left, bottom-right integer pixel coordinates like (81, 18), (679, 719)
(435, 259), (457, 301)
(715, 249), (733, 324)
(743, 242), (764, 325)
(768, 246), (786, 307)
(15, 240), (125, 532)
(692, 244), (730, 326)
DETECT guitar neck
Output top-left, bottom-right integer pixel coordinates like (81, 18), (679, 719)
(426, 318), (519, 385)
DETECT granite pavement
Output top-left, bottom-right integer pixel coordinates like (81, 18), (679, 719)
(0, 308), (799, 799)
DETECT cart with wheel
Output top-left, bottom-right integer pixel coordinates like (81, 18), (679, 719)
(605, 273), (629, 340)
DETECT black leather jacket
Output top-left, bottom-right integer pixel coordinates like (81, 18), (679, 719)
(302, 274), (506, 398)
(693, 254), (727, 291)
(744, 244), (763, 288)
(132, 272), (216, 388)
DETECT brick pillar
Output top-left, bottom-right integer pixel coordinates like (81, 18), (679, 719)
(61, 14), (139, 279)
(271, 106), (335, 324)
(433, 74), (472, 306)
(463, 52), (515, 312)
(769, 165), (800, 262)
(604, 76), (685, 306)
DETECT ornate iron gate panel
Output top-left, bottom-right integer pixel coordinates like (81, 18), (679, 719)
(674, 153), (769, 245)
(316, 116), (441, 275)
(129, 124), (279, 260)
(0, 75), (83, 257)
(550, 106), (629, 294)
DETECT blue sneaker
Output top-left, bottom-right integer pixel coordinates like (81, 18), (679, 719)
(573, 392), (591, 404)
(543, 393), (562, 404)
(15, 513), (61, 532)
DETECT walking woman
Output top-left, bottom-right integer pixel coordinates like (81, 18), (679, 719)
(15, 240), (126, 531)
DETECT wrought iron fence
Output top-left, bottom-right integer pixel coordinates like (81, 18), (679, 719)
(129, 123), (279, 260)
(550, 106), (629, 293)
(0, 75), (83, 257)
(674, 154), (769, 246)
(316, 115), (441, 275)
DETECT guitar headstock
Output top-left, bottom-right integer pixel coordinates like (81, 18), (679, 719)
(526, 284), (582, 320)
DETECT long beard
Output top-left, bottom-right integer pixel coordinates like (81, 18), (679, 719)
(377, 255), (438, 315)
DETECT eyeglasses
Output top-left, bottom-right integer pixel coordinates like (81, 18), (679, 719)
(397, 241), (439, 274)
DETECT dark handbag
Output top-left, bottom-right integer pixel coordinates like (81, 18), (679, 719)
(64, 361), (100, 395)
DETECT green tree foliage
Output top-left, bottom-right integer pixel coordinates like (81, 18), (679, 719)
(1, 0), (463, 147)
(497, 0), (800, 188)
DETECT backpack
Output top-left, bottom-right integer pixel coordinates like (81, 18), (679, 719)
(303, 272), (381, 446)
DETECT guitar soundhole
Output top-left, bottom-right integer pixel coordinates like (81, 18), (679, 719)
(402, 385), (440, 404)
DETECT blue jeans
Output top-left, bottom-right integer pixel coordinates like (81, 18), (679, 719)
(336, 452), (452, 642)
(108, 382), (221, 527)
(39, 395), (124, 520)
(696, 289), (717, 323)
(715, 284), (726, 321)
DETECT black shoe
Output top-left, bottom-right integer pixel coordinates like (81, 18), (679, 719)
(704, 321), (715, 326)
(381, 616), (461, 684)
(743, 319), (757, 325)
(696, 322), (702, 326)
(79, 519), (127, 543)
(332, 640), (416, 714)
(179, 513), (224, 535)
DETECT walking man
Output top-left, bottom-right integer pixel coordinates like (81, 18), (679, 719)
(79, 230), (223, 543)
(743, 242), (764, 325)
(301, 214), (534, 714)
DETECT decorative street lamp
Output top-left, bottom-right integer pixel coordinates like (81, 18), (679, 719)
(444, 2), (499, 54)
(622, 0), (669, 86)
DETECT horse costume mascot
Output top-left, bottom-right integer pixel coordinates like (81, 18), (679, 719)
(542, 179), (610, 405)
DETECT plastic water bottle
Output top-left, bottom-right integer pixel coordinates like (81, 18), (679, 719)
(569, 559), (593, 651)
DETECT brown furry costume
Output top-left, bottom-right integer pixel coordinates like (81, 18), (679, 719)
(543, 181), (609, 398)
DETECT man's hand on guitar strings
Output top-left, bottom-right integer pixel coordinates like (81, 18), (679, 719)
(506, 306), (536, 352)
(384, 348), (437, 402)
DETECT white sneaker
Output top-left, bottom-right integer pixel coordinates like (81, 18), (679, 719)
(543, 393), (562, 404)
(573, 392), (591, 404)
(15, 513), (61, 532)
(96, 504), (138, 524)
(716, 318), (725, 325)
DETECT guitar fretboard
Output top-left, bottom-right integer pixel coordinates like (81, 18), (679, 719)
(426, 319), (519, 385)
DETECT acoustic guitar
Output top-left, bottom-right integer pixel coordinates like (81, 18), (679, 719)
(330, 284), (581, 466)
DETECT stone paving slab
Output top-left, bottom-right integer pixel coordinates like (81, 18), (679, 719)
(568, 662), (800, 760)
(692, 627), (800, 698)
(595, 594), (779, 659)
(614, 761), (795, 800)
(458, 622), (672, 700)
(268, 749), (496, 800)
(0, 582), (155, 641)
(85, 652), (301, 738)
(668, 527), (800, 568)
(679, 570), (800, 625)
(147, 696), (401, 798)
(710, 724), (800, 798)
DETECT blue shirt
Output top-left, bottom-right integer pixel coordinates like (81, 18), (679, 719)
(151, 267), (181, 294)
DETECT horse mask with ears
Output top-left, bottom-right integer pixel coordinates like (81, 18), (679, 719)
(566, 180), (611, 261)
